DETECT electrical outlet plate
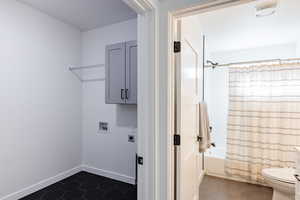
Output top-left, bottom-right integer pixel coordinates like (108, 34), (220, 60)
(99, 122), (109, 133)
(128, 135), (135, 142)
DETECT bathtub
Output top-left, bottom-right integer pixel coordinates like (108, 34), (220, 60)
(204, 146), (226, 176)
(204, 148), (250, 183)
(205, 155), (227, 178)
(204, 153), (260, 184)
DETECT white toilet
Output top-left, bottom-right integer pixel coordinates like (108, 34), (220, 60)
(262, 168), (296, 200)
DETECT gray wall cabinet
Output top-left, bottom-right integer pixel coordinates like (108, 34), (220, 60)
(105, 41), (137, 104)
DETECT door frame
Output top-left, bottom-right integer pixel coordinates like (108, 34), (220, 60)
(122, 1), (255, 200)
(122, 1), (159, 200)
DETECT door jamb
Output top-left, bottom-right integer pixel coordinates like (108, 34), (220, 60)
(122, 1), (159, 200)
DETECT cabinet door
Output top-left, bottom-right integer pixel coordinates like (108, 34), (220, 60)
(125, 41), (137, 104)
(105, 42), (126, 104)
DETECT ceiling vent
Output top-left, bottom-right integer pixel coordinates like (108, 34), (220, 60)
(255, 0), (278, 17)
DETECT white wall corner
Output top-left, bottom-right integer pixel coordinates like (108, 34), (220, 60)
(81, 165), (136, 185)
(1, 166), (82, 200)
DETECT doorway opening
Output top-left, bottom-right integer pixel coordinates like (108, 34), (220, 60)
(172, 0), (300, 200)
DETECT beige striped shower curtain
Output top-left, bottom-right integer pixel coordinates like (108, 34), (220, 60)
(225, 61), (300, 184)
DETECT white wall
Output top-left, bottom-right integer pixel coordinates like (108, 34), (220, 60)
(81, 19), (138, 184)
(197, 0), (300, 57)
(0, 0), (82, 199)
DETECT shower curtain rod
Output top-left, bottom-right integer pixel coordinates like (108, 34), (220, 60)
(204, 57), (300, 69)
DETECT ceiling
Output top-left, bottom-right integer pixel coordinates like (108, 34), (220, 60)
(191, 0), (300, 54)
(17, 0), (137, 31)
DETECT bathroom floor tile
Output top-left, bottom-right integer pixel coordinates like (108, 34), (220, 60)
(199, 175), (273, 200)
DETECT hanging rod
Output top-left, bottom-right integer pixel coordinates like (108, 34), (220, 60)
(69, 64), (105, 82)
(80, 78), (105, 82)
(204, 57), (300, 69)
(69, 64), (105, 71)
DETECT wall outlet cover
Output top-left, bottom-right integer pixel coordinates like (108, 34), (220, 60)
(128, 135), (135, 143)
(99, 122), (109, 133)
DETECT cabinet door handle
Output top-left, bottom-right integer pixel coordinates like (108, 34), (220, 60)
(125, 89), (129, 99)
(121, 89), (125, 100)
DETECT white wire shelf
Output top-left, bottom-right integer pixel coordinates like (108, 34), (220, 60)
(69, 64), (105, 82)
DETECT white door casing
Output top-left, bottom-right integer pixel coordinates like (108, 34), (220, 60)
(122, 1), (159, 200)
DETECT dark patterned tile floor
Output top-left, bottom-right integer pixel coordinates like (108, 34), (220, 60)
(20, 171), (137, 200)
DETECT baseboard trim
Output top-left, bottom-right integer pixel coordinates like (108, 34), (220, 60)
(1, 165), (135, 200)
(1, 166), (82, 200)
(81, 165), (136, 185)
